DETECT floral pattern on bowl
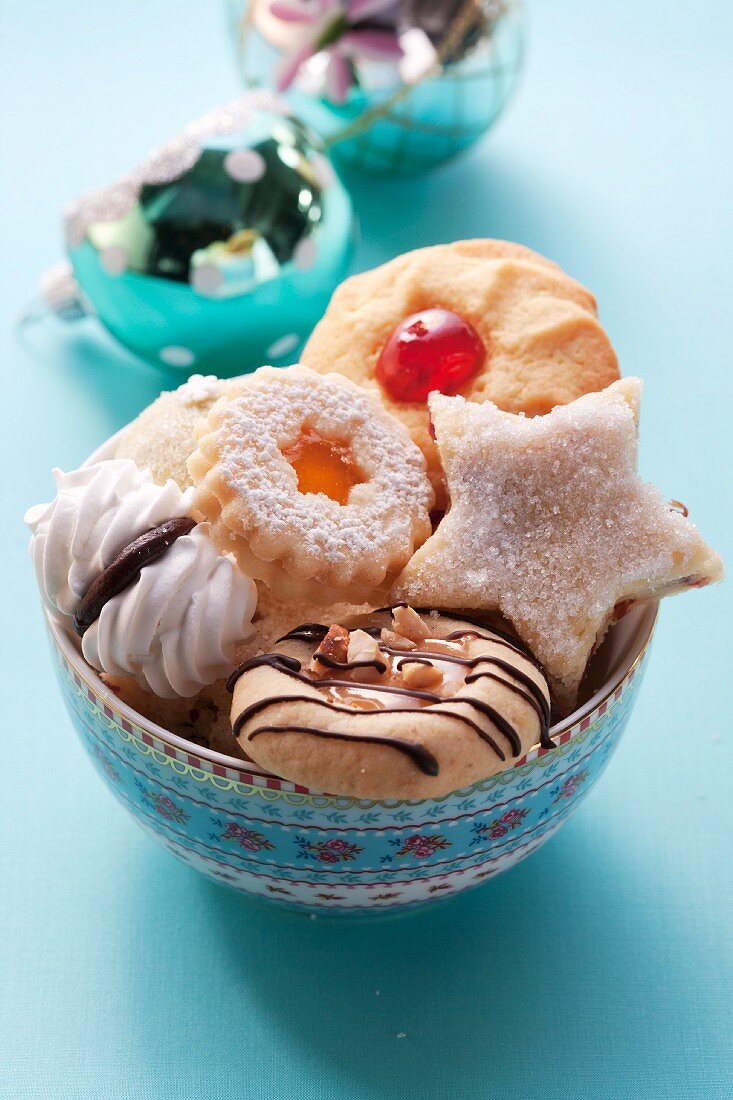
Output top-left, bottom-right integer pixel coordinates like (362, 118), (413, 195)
(45, 597), (656, 915)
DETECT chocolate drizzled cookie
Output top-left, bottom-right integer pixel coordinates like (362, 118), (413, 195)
(228, 607), (551, 800)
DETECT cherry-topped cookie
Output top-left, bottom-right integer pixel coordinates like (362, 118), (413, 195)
(302, 239), (619, 504)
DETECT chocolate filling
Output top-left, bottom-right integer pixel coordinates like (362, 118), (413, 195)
(73, 517), (196, 637)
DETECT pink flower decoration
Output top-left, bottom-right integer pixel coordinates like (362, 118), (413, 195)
(222, 822), (274, 851)
(318, 849), (339, 863)
(412, 843), (435, 857)
(395, 833), (450, 858)
(269, 0), (403, 103)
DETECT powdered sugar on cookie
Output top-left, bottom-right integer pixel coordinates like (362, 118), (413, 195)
(188, 365), (434, 603)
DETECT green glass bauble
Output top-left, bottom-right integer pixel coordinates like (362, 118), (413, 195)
(65, 92), (354, 373)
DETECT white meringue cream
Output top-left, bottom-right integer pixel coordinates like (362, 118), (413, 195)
(82, 524), (257, 698)
(25, 459), (193, 618)
(25, 458), (257, 697)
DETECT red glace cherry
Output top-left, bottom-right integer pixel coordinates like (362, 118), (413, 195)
(376, 308), (486, 403)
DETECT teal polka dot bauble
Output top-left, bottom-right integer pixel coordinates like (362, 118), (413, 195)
(64, 91), (354, 374)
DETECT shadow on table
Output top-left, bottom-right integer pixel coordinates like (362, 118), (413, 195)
(345, 143), (597, 273)
(16, 314), (181, 439)
(119, 814), (718, 1099)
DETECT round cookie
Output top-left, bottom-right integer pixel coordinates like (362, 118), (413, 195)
(301, 239), (619, 503)
(188, 365), (434, 604)
(116, 374), (226, 488)
(229, 606), (551, 799)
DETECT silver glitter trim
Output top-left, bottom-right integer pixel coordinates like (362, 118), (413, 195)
(64, 90), (290, 248)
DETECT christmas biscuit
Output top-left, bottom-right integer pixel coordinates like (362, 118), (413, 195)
(25, 459), (257, 698)
(301, 239), (619, 504)
(187, 365), (434, 604)
(229, 606), (551, 799)
(392, 380), (724, 709)
(116, 374), (226, 488)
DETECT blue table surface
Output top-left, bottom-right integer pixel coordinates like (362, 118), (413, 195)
(2, 2), (732, 1097)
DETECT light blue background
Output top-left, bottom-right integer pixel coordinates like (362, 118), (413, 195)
(2, 2), (731, 1097)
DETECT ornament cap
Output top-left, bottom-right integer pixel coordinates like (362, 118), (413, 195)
(17, 262), (87, 329)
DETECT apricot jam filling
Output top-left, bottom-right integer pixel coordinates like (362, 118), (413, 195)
(282, 428), (364, 505)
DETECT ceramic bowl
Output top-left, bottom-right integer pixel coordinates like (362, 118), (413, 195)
(45, 578), (657, 917)
(40, 432), (657, 915)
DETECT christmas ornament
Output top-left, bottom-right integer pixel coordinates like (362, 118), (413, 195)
(229, 0), (524, 176)
(35, 91), (354, 374)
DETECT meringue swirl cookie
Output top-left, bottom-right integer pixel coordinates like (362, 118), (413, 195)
(82, 523), (257, 698)
(301, 240), (619, 504)
(25, 459), (193, 619)
(188, 365), (434, 604)
(116, 374), (226, 489)
(26, 459), (257, 698)
(228, 606), (551, 799)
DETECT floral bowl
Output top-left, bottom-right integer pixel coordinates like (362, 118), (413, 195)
(44, 585), (657, 916)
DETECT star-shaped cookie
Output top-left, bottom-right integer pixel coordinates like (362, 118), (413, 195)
(392, 379), (723, 709)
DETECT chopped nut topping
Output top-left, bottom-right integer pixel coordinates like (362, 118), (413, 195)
(348, 629), (381, 664)
(347, 629), (387, 683)
(392, 604), (431, 644)
(309, 623), (349, 674)
(381, 628), (416, 651)
(401, 660), (443, 689)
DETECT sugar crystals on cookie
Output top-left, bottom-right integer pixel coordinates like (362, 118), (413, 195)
(393, 379), (723, 709)
(116, 374), (226, 489)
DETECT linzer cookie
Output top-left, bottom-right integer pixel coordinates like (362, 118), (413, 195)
(301, 239), (620, 504)
(187, 365), (434, 604)
(393, 380), (724, 710)
(228, 606), (551, 799)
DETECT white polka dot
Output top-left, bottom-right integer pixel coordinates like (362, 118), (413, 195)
(266, 333), (299, 360)
(312, 152), (336, 188)
(159, 345), (196, 368)
(224, 149), (266, 183)
(100, 245), (127, 276)
(293, 236), (318, 271)
(191, 263), (223, 296)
